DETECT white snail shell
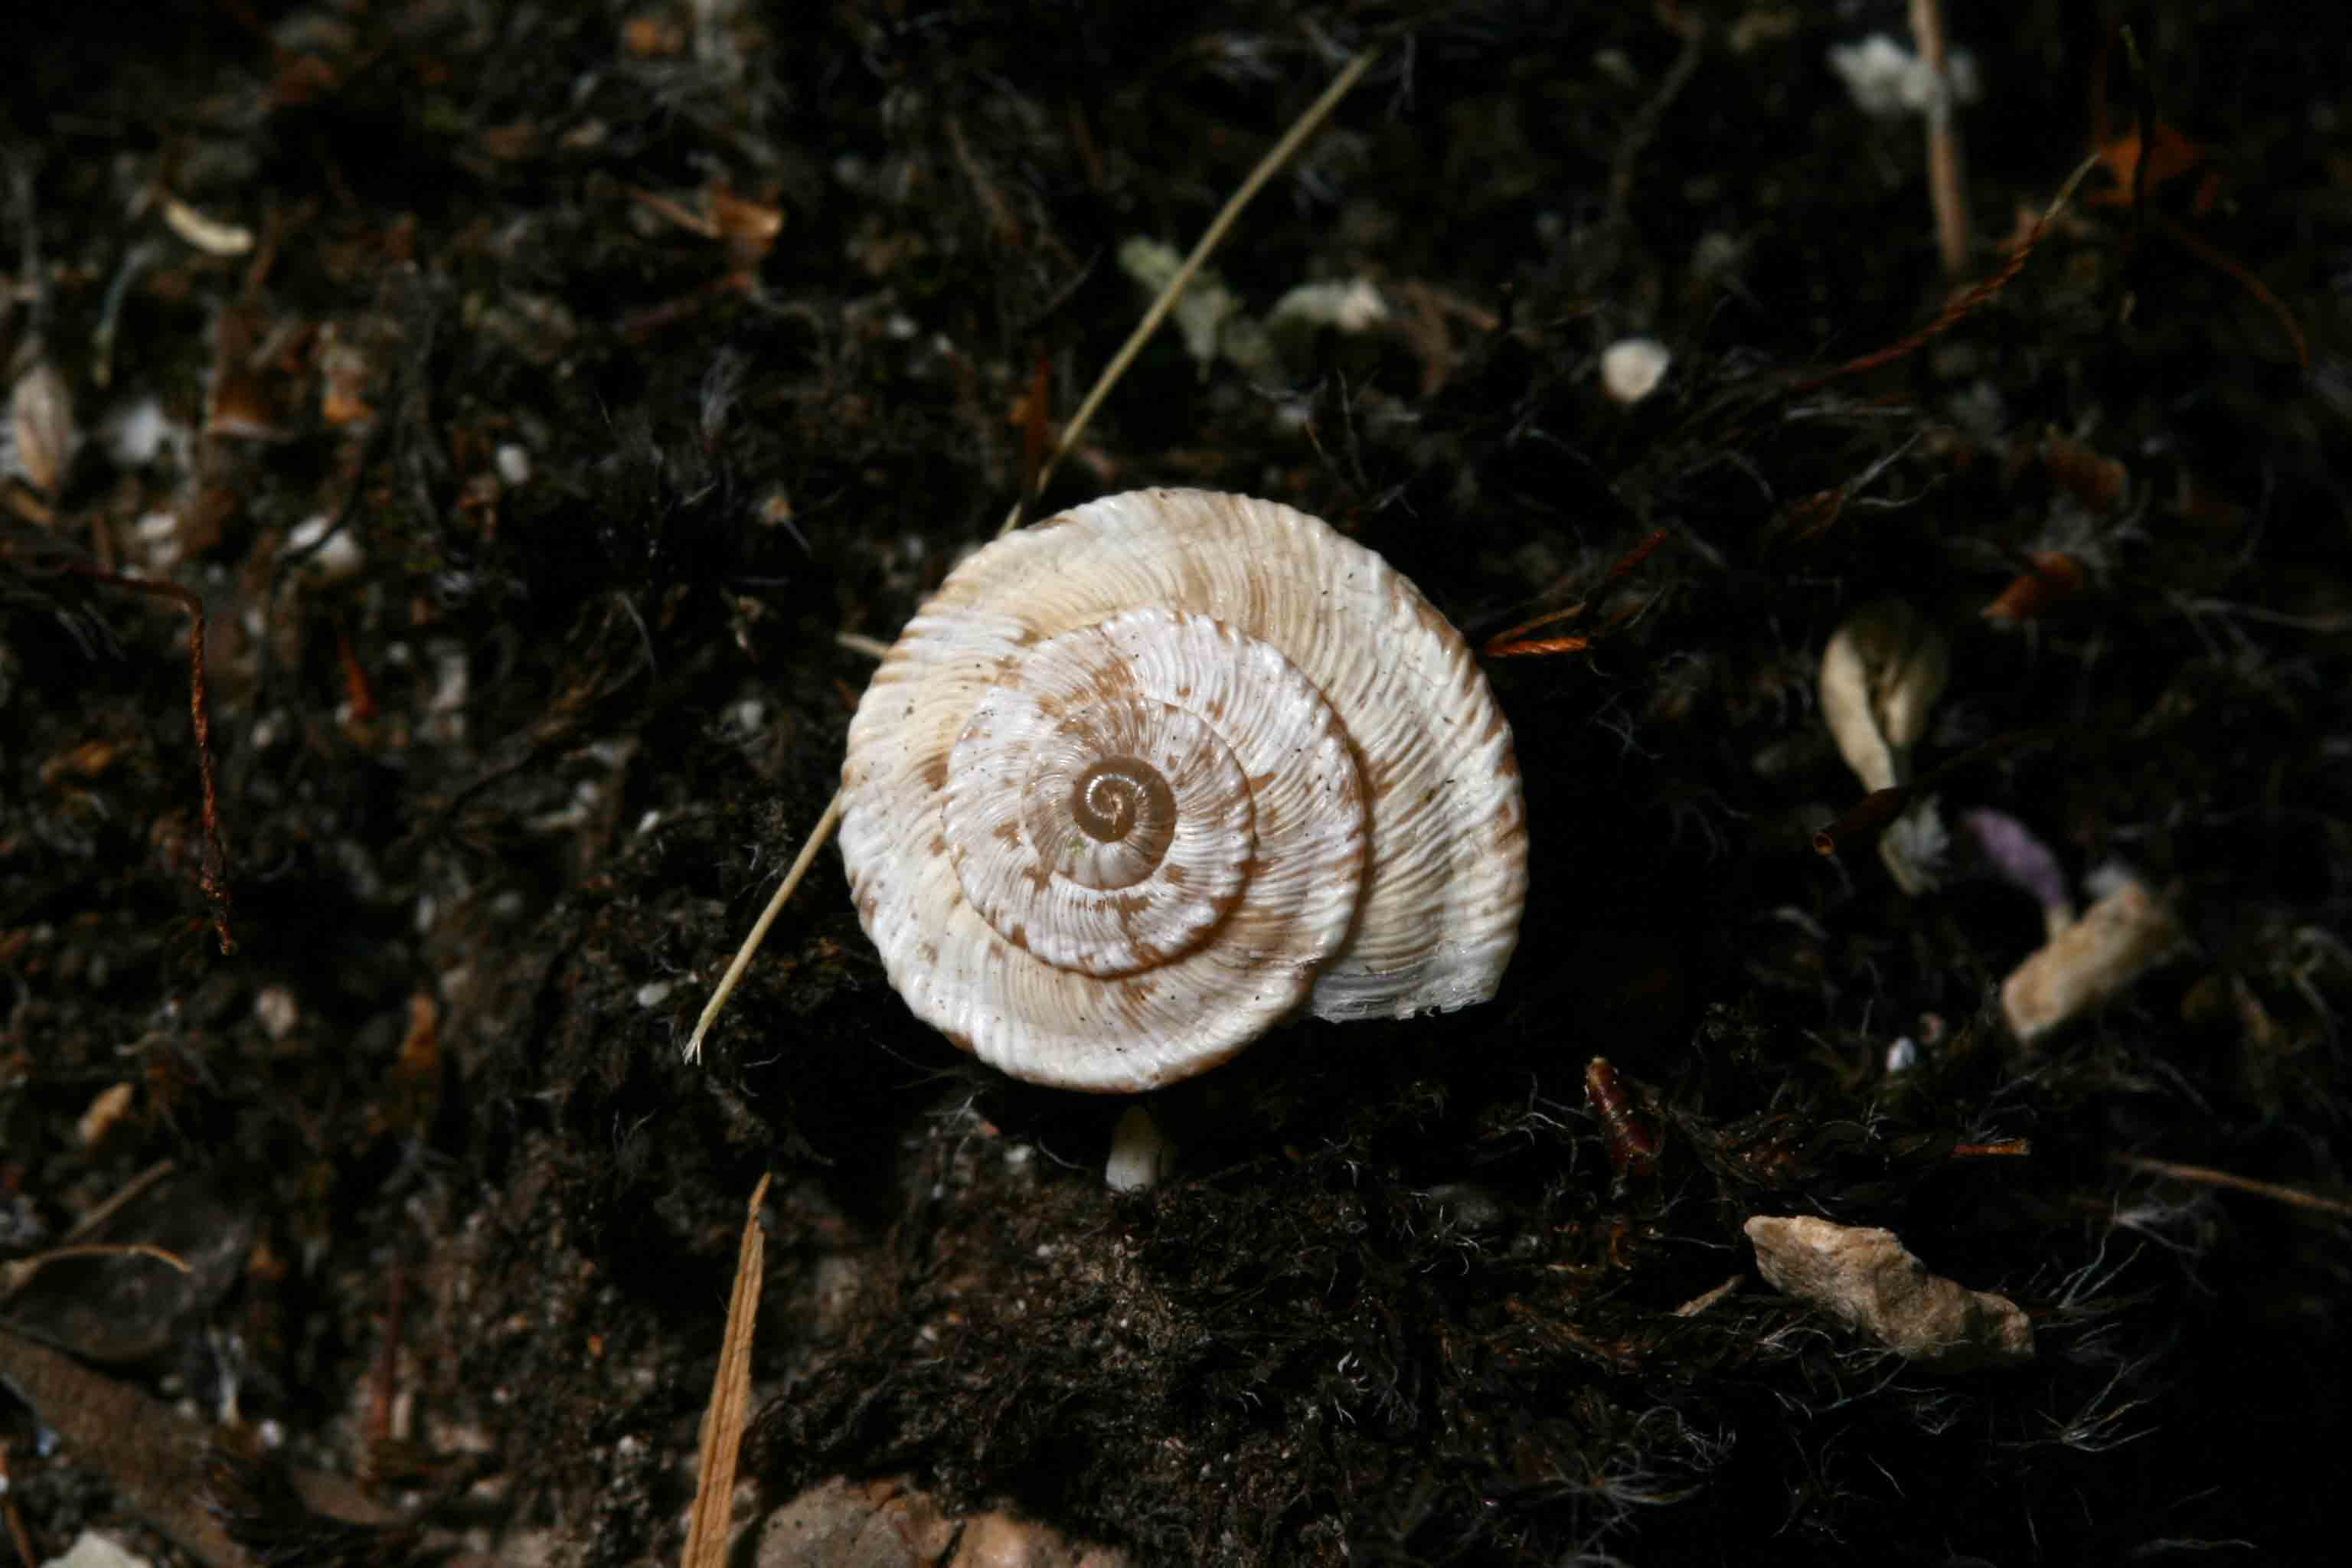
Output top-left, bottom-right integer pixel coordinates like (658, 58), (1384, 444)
(839, 488), (1527, 1091)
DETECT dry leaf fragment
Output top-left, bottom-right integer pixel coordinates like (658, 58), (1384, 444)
(159, 194), (255, 256)
(1958, 808), (2075, 938)
(2001, 878), (2180, 1043)
(205, 307), (291, 441)
(2040, 431), (2128, 510)
(1981, 550), (2087, 622)
(1819, 600), (1949, 792)
(8, 358), (77, 495)
(1745, 1214), (2032, 1372)
(710, 185), (786, 268)
(0, 1321), (250, 1563)
(77, 1083), (136, 1147)
(622, 13), (685, 57)
(317, 322), (377, 427)
(1818, 600), (1950, 890)
(2089, 120), (2211, 211)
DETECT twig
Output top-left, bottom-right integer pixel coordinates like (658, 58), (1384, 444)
(60, 1157), (175, 1243)
(684, 795), (842, 1063)
(0, 1242), (192, 1302)
(2118, 25), (2154, 248)
(60, 566), (235, 954)
(1813, 727), (2050, 858)
(1481, 529), (1668, 658)
(1014, 346), (1051, 527)
(5, 155), (43, 345)
(2114, 1155), (2352, 1220)
(1597, 28), (1705, 274)
(998, 47), (1377, 537)
(1950, 1139), (2031, 1158)
(680, 1172), (773, 1568)
(2155, 211), (2311, 371)
(684, 50), (1380, 1064)
(1792, 152), (2102, 395)
(1909, 0), (1970, 276)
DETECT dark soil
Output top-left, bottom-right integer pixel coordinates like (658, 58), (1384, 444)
(2, 3), (2346, 1565)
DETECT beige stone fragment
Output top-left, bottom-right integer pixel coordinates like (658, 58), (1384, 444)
(2001, 879), (2180, 1044)
(753, 1480), (1131, 1568)
(1745, 1214), (2033, 1372)
(756, 1475), (955, 1568)
(945, 1509), (1132, 1568)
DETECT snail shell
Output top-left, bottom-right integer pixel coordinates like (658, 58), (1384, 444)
(839, 488), (1527, 1091)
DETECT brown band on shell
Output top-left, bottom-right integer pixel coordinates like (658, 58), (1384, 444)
(1070, 756), (1175, 847)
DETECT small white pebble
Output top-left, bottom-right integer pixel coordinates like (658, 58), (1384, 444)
(1600, 337), (1671, 405)
(1105, 1103), (1176, 1193)
(635, 979), (677, 1009)
(39, 1530), (154, 1568)
(428, 645), (469, 710)
(134, 511), (184, 569)
(426, 645), (470, 743)
(1828, 33), (1981, 119)
(286, 513), (364, 583)
(495, 442), (533, 485)
(1266, 277), (1390, 336)
(253, 985), (299, 1041)
(101, 397), (178, 468)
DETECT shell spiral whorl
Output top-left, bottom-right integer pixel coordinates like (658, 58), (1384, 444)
(841, 489), (1527, 1091)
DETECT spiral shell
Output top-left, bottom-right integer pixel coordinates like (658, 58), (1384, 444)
(840, 489), (1527, 1091)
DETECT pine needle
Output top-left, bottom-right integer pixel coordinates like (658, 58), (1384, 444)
(680, 1171), (774, 1568)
